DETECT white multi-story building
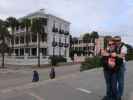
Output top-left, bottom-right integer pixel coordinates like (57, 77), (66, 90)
(3, 9), (71, 65)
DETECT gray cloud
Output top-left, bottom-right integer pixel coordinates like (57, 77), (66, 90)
(0, 0), (132, 45)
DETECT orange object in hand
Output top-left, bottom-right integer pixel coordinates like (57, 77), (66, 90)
(108, 57), (116, 68)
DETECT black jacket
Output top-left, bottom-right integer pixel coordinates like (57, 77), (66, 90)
(101, 56), (123, 72)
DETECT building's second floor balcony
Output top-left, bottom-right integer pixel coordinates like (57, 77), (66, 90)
(10, 33), (47, 47)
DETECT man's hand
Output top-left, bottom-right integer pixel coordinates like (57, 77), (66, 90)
(111, 52), (117, 57)
(116, 54), (123, 58)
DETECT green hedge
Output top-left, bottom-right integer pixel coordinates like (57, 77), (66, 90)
(49, 55), (67, 66)
(80, 56), (101, 71)
(126, 53), (133, 61)
(80, 53), (133, 72)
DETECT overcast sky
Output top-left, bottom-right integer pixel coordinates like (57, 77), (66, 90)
(0, 0), (132, 45)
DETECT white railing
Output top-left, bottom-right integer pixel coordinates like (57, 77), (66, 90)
(0, 55), (50, 65)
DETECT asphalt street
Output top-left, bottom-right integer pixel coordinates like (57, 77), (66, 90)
(0, 62), (133, 100)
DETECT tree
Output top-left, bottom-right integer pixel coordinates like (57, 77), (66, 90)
(90, 31), (99, 43)
(0, 19), (11, 68)
(6, 17), (19, 53)
(20, 18), (31, 54)
(83, 33), (90, 43)
(68, 37), (78, 59)
(72, 37), (78, 44)
(31, 17), (46, 67)
(69, 35), (74, 60)
(82, 33), (91, 56)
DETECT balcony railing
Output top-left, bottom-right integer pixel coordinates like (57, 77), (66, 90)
(15, 56), (25, 59)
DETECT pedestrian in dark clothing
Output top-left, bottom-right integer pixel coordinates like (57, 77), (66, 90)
(113, 36), (127, 100)
(101, 38), (120, 100)
(49, 67), (55, 79)
(32, 70), (39, 82)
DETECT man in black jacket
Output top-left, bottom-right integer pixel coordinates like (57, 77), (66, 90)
(114, 36), (127, 100)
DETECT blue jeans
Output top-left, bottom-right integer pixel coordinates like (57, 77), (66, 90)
(104, 70), (117, 99)
(117, 63), (125, 97)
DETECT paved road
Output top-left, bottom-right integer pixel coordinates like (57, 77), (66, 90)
(0, 62), (133, 100)
(0, 64), (80, 90)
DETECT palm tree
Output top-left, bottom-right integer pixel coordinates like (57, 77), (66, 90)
(0, 19), (11, 68)
(90, 31), (99, 43)
(20, 18), (31, 55)
(71, 37), (78, 56)
(83, 33), (91, 56)
(31, 17), (46, 67)
(6, 17), (19, 53)
(69, 35), (74, 60)
(72, 37), (78, 44)
(83, 33), (91, 43)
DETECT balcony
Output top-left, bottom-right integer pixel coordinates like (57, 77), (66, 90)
(59, 42), (64, 47)
(64, 43), (69, 48)
(64, 31), (69, 35)
(52, 41), (58, 47)
(52, 27), (58, 33)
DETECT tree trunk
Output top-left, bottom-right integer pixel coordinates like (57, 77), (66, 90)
(2, 53), (5, 68)
(38, 32), (40, 67)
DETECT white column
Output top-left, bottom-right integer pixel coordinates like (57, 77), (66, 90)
(18, 48), (20, 56)
(18, 35), (20, 46)
(24, 52), (28, 60)
(29, 32), (31, 43)
(24, 32), (26, 46)
(30, 48), (32, 56)
(40, 53), (42, 59)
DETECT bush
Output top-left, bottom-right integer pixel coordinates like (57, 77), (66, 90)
(49, 55), (67, 66)
(126, 53), (133, 61)
(80, 56), (101, 71)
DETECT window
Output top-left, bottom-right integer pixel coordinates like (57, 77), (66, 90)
(25, 48), (30, 56)
(79, 40), (82, 44)
(41, 34), (47, 42)
(83, 47), (87, 51)
(40, 18), (47, 25)
(32, 34), (37, 42)
(41, 48), (47, 56)
(31, 48), (37, 56)
(88, 47), (90, 51)
(15, 36), (19, 44)
(15, 49), (19, 56)
(20, 48), (24, 56)
(20, 36), (24, 44)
